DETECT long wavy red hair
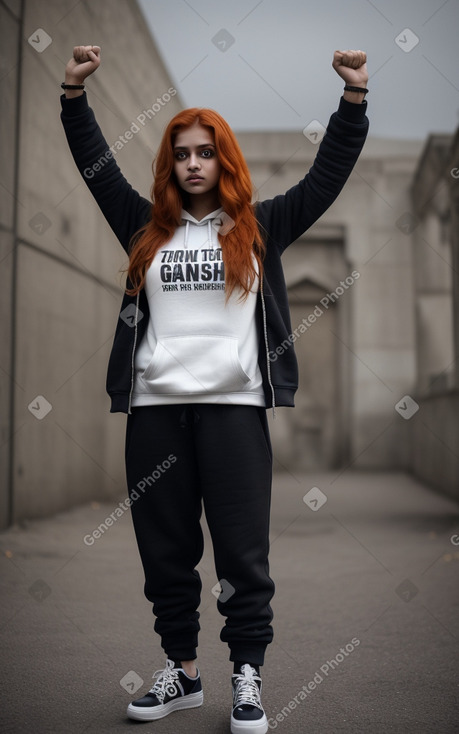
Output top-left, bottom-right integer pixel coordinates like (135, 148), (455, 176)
(125, 108), (265, 301)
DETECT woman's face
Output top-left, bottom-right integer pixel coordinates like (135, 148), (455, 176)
(173, 122), (222, 197)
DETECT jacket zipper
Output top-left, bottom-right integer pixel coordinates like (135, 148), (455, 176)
(127, 292), (140, 415)
(260, 278), (276, 418)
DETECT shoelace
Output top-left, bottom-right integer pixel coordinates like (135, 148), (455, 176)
(232, 664), (263, 710)
(149, 659), (180, 702)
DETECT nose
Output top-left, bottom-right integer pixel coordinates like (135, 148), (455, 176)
(187, 153), (201, 170)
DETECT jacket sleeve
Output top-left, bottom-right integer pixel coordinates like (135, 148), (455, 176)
(60, 92), (152, 254)
(255, 96), (369, 253)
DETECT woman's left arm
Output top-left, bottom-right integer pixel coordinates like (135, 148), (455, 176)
(334, 49), (368, 104)
(256, 50), (369, 252)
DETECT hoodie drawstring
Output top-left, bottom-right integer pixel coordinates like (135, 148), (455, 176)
(184, 219), (190, 249)
(182, 211), (220, 249)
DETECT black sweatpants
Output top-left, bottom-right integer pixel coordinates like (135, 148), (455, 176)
(124, 403), (275, 666)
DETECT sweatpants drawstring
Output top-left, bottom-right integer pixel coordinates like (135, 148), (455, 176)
(179, 406), (201, 428)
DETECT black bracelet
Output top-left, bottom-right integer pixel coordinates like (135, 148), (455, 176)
(61, 82), (85, 90)
(344, 85), (368, 95)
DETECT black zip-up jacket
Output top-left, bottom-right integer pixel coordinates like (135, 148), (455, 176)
(60, 92), (368, 414)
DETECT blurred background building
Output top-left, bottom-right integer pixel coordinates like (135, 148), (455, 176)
(1, 0), (458, 529)
(409, 129), (459, 499)
(241, 128), (459, 505)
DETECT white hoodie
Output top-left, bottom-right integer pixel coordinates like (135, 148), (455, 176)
(131, 207), (265, 407)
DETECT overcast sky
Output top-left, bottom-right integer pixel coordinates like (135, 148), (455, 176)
(137, 0), (459, 139)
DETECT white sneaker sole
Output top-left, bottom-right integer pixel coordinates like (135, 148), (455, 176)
(231, 712), (268, 734)
(127, 690), (203, 721)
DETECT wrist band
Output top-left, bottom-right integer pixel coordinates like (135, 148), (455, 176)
(344, 85), (368, 95)
(61, 82), (85, 90)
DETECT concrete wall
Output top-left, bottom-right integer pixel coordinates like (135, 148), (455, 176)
(0, 1), (19, 529)
(0, 0), (182, 528)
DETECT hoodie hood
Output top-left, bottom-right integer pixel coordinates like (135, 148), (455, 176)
(180, 206), (224, 249)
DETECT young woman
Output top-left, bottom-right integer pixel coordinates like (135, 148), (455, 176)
(61, 45), (368, 734)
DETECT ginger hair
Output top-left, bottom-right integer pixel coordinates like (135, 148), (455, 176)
(125, 108), (265, 301)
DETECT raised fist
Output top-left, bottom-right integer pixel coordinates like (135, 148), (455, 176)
(65, 45), (101, 84)
(332, 50), (368, 86)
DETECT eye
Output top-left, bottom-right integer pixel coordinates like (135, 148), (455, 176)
(201, 149), (214, 158)
(175, 151), (187, 160)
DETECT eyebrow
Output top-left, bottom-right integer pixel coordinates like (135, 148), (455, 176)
(173, 143), (216, 150)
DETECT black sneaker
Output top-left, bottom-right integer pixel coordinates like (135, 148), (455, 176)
(126, 658), (203, 721)
(231, 664), (268, 734)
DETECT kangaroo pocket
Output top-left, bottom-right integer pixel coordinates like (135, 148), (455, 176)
(141, 335), (251, 394)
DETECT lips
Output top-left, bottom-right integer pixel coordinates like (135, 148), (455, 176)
(186, 175), (204, 182)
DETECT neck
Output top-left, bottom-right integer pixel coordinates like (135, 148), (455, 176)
(184, 189), (221, 221)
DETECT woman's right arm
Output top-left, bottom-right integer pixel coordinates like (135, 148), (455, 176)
(60, 46), (151, 254)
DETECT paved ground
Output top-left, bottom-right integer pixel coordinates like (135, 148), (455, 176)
(1, 470), (459, 734)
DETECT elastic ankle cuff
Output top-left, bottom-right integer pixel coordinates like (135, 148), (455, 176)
(166, 651), (197, 662)
(229, 647), (266, 666)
